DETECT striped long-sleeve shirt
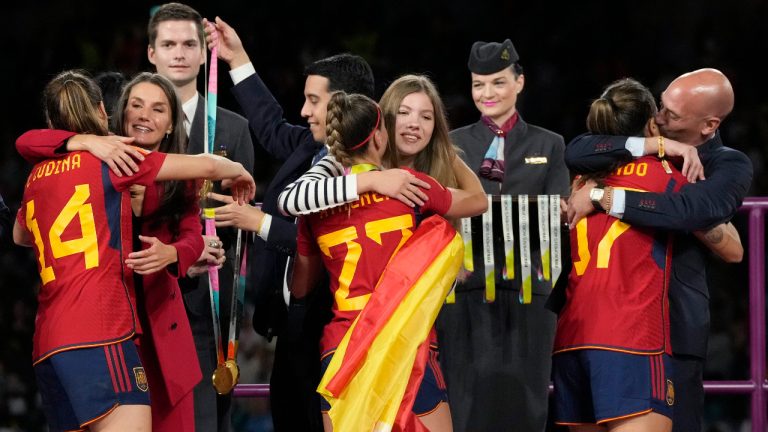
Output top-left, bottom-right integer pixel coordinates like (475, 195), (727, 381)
(278, 154), (359, 216)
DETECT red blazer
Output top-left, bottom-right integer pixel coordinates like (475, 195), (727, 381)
(137, 180), (203, 407)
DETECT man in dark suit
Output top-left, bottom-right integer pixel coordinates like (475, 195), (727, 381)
(148, 4), (255, 431)
(205, 16), (375, 431)
(436, 39), (569, 431)
(565, 68), (752, 432)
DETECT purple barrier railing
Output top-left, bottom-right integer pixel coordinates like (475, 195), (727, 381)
(233, 197), (768, 428)
(707, 197), (767, 431)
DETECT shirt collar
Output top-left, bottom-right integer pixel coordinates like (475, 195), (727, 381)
(182, 93), (199, 131)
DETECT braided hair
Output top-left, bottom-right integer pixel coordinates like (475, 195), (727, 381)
(325, 91), (382, 167)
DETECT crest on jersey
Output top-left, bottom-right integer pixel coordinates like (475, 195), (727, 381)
(134, 367), (149, 392)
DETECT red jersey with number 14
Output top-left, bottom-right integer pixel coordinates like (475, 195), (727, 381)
(297, 168), (452, 354)
(17, 150), (166, 363)
(554, 156), (687, 355)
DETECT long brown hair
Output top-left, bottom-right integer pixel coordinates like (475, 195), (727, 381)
(114, 72), (192, 236)
(379, 74), (459, 188)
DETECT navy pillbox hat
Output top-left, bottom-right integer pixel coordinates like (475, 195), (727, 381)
(467, 39), (519, 74)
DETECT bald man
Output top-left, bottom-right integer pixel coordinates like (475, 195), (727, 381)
(563, 68), (752, 431)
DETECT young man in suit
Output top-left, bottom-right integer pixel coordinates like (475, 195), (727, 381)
(147, 4), (255, 431)
(205, 16), (374, 431)
(565, 68), (753, 432)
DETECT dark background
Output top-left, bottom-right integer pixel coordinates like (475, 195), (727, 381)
(1, 1), (765, 430)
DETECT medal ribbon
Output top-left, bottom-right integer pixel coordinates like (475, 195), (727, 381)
(226, 229), (247, 361)
(446, 217), (473, 304)
(482, 195), (495, 302)
(537, 195), (551, 282)
(549, 195), (562, 287)
(501, 194), (515, 280)
(517, 194), (532, 304)
(204, 33), (227, 371)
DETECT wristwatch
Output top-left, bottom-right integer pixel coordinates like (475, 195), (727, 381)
(589, 187), (605, 211)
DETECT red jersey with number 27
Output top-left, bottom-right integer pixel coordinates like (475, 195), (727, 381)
(297, 167), (452, 354)
(554, 156), (687, 355)
(17, 150), (166, 363)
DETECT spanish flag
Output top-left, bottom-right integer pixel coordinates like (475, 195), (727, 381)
(318, 215), (463, 432)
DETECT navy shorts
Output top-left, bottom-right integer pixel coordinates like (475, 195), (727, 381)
(319, 347), (448, 416)
(34, 339), (151, 431)
(552, 350), (673, 425)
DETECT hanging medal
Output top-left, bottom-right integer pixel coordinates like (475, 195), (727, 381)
(204, 25), (242, 395)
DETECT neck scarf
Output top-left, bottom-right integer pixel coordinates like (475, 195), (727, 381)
(478, 112), (519, 182)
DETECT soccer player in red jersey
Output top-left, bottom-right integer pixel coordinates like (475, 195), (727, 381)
(289, 92), (486, 431)
(552, 79), (742, 432)
(13, 70), (254, 431)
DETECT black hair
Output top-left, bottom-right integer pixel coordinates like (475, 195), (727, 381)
(304, 53), (375, 98)
(95, 71), (126, 131)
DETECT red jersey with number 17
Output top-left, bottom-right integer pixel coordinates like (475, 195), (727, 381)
(554, 156), (687, 355)
(16, 150), (166, 363)
(297, 167), (452, 354)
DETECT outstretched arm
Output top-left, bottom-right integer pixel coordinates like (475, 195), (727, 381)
(157, 153), (256, 204)
(277, 154), (431, 216)
(17, 129), (141, 177)
(565, 133), (704, 182)
(206, 16), (315, 160)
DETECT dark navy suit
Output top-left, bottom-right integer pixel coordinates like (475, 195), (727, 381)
(565, 131), (752, 432)
(232, 72), (329, 432)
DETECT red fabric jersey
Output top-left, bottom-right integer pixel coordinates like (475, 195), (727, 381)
(554, 156), (687, 355)
(16, 128), (203, 409)
(297, 168), (452, 354)
(17, 150), (166, 363)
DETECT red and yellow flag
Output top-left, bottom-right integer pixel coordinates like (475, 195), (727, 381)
(318, 215), (463, 432)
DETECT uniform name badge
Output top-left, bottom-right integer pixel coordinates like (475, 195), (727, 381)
(549, 195), (562, 286)
(518, 194), (532, 304)
(537, 195), (551, 282)
(501, 195), (515, 281)
(482, 195), (495, 303)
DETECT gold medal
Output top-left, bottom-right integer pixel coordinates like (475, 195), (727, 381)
(211, 359), (240, 395)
